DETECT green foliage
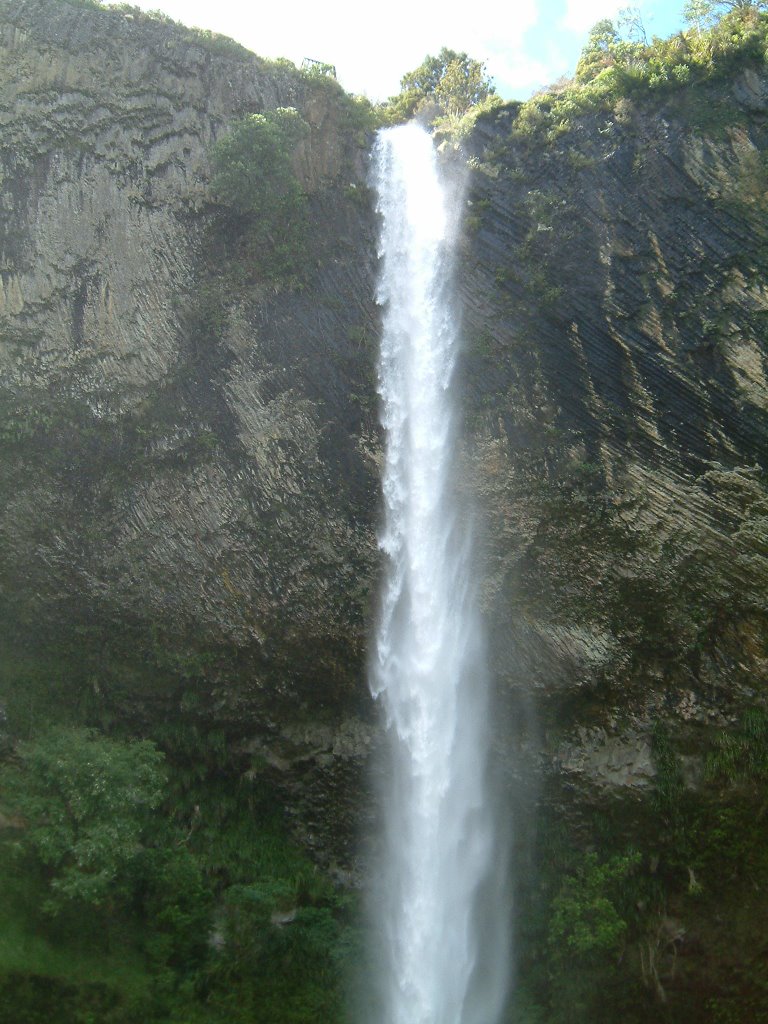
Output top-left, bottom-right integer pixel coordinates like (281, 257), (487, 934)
(141, 845), (212, 982)
(649, 722), (700, 884)
(1, 728), (165, 914)
(517, 5), (768, 141)
(685, 0), (768, 31)
(185, 27), (251, 59)
(0, 698), (357, 1024)
(301, 59), (337, 78)
(383, 47), (495, 124)
(511, 701), (768, 1024)
(433, 54), (496, 117)
(210, 108), (308, 218)
(204, 881), (351, 1024)
(548, 851), (640, 959)
(575, 18), (621, 82)
(650, 723), (686, 816)
(706, 707), (768, 786)
(209, 108), (310, 280)
(60, 0), (104, 9)
(512, 832), (651, 1024)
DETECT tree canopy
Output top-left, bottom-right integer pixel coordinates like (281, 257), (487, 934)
(209, 107), (311, 278)
(210, 107), (309, 219)
(386, 47), (496, 122)
(1, 726), (165, 912)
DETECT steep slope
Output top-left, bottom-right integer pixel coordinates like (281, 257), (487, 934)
(0, 0), (380, 703)
(0, 0), (385, 877)
(461, 63), (768, 1022)
(465, 70), (768, 788)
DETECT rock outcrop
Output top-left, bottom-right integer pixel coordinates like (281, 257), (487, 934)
(0, 0), (385, 862)
(0, 0), (380, 704)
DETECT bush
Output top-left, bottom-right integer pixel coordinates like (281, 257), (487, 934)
(209, 108), (310, 279)
(0, 727), (165, 914)
(514, 6), (768, 141)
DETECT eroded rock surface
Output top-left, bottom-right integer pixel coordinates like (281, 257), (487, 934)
(461, 81), (768, 803)
(1, 2), (768, 880)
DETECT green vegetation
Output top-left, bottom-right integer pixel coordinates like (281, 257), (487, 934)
(548, 850), (640, 959)
(384, 47), (495, 120)
(209, 108), (310, 281)
(512, 4), (768, 140)
(510, 706), (768, 1023)
(707, 707), (768, 785)
(0, 649), (360, 1024)
(381, 47), (502, 138)
(210, 108), (308, 219)
(1, 728), (164, 914)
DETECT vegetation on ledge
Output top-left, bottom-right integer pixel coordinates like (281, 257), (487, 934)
(0, 661), (361, 1024)
(507, 4), (768, 139)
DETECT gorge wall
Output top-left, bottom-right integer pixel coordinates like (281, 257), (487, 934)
(0, 0), (383, 862)
(464, 71), (768, 802)
(1, 1), (768, 1020)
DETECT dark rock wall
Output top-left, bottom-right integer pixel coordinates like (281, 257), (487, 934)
(461, 74), (768, 804)
(2, 0), (768, 919)
(0, 0), (382, 860)
(0, 0), (380, 700)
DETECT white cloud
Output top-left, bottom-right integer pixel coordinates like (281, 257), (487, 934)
(560, 0), (624, 33)
(106, 0), (544, 100)
(487, 48), (559, 98)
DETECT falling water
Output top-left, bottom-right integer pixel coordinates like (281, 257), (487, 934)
(369, 123), (509, 1024)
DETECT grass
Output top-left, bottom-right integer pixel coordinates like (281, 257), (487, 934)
(0, 854), (153, 1011)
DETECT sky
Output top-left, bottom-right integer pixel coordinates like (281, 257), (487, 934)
(105, 0), (688, 101)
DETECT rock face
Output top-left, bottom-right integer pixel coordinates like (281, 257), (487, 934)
(461, 81), (768, 800)
(450, 79), (768, 1018)
(2, 0), (768, 984)
(0, 0), (384, 861)
(0, 0), (380, 701)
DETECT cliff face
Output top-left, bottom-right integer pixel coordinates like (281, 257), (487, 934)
(459, 69), (768, 1019)
(463, 74), (768, 792)
(0, 0), (384, 863)
(0, 0), (380, 692)
(2, 1), (768, 1016)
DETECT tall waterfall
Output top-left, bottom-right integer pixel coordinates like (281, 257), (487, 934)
(369, 123), (509, 1024)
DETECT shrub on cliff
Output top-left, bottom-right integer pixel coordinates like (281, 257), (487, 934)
(515, 4), (768, 141)
(210, 108), (310, 279)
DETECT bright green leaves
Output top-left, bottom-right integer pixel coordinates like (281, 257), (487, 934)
(210, 107), (309, 219)
(386, 47), (496, 124)
(1, 726), (165, 913)
(575, 19), (622, 83)
(548, 851), (641, 959)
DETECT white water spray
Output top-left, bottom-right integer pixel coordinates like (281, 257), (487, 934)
(370, 124), (509, 1024)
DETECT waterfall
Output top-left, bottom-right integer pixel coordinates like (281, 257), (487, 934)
(369, 123), (510, 1024)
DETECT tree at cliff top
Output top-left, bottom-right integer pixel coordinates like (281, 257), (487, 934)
(384, 47), (496, 123)
(574, 18), (622, 83)
(685, 0), (768, 30)
(562, 0), (768, 97)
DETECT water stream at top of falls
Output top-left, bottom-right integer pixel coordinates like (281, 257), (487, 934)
(369, 123), (510, 1024)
